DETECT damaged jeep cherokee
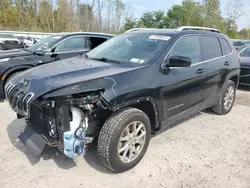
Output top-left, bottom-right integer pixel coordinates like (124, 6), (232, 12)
(5, 26), (240, 173)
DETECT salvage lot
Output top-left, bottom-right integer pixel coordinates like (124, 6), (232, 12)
(0, 88), (250, 188)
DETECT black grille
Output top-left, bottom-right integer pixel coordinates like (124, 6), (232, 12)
(5, 82), (34, 116)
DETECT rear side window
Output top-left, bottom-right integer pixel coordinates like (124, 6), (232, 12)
(200, 36), (222, 61)
(89, 37), (107, 49)
(219, 39), (232, 55)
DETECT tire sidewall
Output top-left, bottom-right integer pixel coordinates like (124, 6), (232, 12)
(220, 80), (236, 114)
(109, 112), (151, 172)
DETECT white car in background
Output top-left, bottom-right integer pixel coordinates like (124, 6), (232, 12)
(23, 37), (41, 47)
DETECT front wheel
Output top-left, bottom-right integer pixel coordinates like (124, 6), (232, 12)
(212, 80), (236, 115)
(97, 107), (151, 173)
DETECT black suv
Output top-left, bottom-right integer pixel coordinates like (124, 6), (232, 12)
(0, 32), (114, 100)
(5, 26), (240, 173)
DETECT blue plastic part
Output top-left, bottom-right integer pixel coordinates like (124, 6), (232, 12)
(63, 131), (86, 159)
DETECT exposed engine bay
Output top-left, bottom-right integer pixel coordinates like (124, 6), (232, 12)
(18, 91), (110, 158)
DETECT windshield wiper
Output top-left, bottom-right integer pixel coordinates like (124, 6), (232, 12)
(90, 57), (121, 64)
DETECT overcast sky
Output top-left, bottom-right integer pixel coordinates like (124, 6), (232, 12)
(125, 0), (250, 30)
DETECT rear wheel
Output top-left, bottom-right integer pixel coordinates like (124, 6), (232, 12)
(212, 80), (236, 115)
(97, 107), (151, 173)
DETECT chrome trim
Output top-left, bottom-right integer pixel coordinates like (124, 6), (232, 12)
(23, 92), (34, 115)
(168, 104), (184, 111)
(4, 82), (11, 92)
(177, 26), (221, 33)
(7, 83), (15, 94)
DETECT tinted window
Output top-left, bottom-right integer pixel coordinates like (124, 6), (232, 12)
(28, 35), (63, 52)
(54, 36), (89, 52)
(200, 36), (222, 61)
(219, 39), (232, 55)
(240, 47), (250, 57)
(169, 35), (200, 64)
(89, 37), (107, 49)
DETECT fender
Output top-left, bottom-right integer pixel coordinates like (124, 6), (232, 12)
(2, 65), (34, 81)
(107, 96), (160, 130)
(220, 68), (240, 94)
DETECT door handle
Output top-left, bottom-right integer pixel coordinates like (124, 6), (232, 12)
(224, 61), (230, 66)
(196, 68), (205, 74)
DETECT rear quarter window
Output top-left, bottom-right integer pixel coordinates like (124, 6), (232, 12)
(200, 36), (222, 61)
(219, 38), (232, 55)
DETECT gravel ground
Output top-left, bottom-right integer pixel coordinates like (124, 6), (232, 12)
(0, 87), (250, 188)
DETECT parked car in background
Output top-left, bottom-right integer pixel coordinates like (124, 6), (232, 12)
(4, 26), (240, 173)
(238, 45), (250, 86)
(23, 37), (41, 47)
(232, 40), (250, 51)
(0, 34), (21, 50)
(17, 36), (26, 45)
(0, 32), (114, 100)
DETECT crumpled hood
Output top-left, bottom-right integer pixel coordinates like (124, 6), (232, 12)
(10, 56), (140, 99)
(0, 49), (32, 59)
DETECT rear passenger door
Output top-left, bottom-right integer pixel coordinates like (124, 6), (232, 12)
(200, 36), (233, 109)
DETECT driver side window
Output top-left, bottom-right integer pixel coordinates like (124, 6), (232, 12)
(53, 36), (89, 53)
(240, 47), (250, 57)
(169, 35), (200, 64)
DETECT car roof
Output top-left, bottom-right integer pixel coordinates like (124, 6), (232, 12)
(124, 26), (227, 38)
(52, 32), (115, 38)
(125, 29), (227, 39)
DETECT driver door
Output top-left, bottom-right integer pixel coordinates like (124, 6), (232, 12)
(161, 35), (207, 120)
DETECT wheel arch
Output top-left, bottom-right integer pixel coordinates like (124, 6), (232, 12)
(109, 97), (160, 132)
(2, 65), (33, 85)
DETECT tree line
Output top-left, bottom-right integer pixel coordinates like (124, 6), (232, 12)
(0, 0), (130, 33)
(124, 0), (250, 39)
(0, 0), (249, 39)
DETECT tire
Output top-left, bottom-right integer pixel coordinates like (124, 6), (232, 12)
(212, 80), (236, 115)
(97, 107), (151, 173)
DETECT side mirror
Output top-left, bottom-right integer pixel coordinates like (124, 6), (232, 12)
(164, 56), (192, 68)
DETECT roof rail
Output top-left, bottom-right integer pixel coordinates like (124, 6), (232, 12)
(125, 28), (159, 33)
(177, 26), (221, 33)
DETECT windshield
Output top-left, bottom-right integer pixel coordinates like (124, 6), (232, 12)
(27, 35), (63, 52)
(87, 33), (171, 64)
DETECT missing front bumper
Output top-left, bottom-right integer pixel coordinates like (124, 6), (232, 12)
(18, 123), (47, 156)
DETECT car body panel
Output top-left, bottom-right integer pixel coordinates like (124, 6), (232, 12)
(0, 33), (115, 100)
(238, 45), (250, 85)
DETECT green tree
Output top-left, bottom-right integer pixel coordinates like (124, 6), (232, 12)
(123, 18), (137, 31)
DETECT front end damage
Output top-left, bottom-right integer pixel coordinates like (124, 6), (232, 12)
(16, 91), (110, 158)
